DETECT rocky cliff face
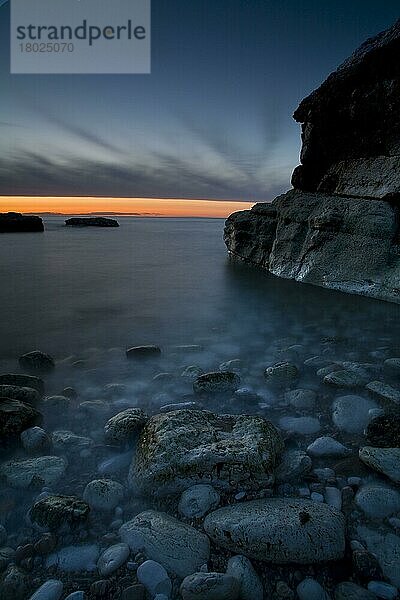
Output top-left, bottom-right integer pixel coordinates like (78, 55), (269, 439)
(225, 19), (400, 303)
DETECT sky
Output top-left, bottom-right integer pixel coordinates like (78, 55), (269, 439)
(0, 0), (399, 212)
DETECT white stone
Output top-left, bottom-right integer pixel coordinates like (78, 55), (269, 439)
(83, 479), (124, 511)
(180, 572), (240, 600)
(178, 484), (220, 519)
(137, 560), (172, 597)
(46, 545), (99, 572)
(204, 499), (345, 564)
(279, 416), (320, 435)
(29, 580), (63, 600)
(307, 437), (350, 457)
(226, 555), (263, 600)
(297, 578), (331, 600)
(97, 543), (130, 576)
(332, 395), (377, 433)
(367, 581), (398, 599)
(0, 456), (67, 488)
(355, 485), (400, 519)
(359, 447), (400, 484)
(119, 510), (210, 578)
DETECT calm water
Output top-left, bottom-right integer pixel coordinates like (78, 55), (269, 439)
(0, 216), (399, 363)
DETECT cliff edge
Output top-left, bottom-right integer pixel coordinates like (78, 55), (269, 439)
(224, 19), (400, 303)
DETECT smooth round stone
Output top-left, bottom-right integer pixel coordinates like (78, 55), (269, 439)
(97, 543), (130, 576)
(193, 371), (240, 394)
(104, 409), (148, 445)
(29, 579), (63, 600)
(297, 578), (331, 600)
(178, 485), (220, 519)
(19, 351), (55, 373)
(0, 384), (41, 405)
(0, 456), (67, 489)
(359, 447), (400, 483)
(276, 450), (312, 483)
(367, 581), (398, 599)
(83, 479), (124, 511)
(137, 560), (172, 597)
(46, 545), (99, 572)
(307, 437), (351, 457)
(0, 373), (44, 395)
(279, 416), (320, 435)
(355, 485), (400, 519)
(324, 370), (364, 389)
(332, 395), (377, 434)
(79, 400), (109, 416)
(226, 555), (263, 600)
(284, 389), (317, 410)
(334, 582), (376, 600)
(21, 427), (50, 454)
(203, 499), (345, 564)
(180, 572), (240, 600)
(264, 362), (299, 386)
(358, 525), (400, 588)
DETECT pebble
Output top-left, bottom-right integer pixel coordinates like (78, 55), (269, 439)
(226, 555), (263, 600)
(180, 572), (240, 600)
(83, 479), (124, 511)
(97, 543), (130, 576)
(307, 437), (351, 457)
(178, 484), (220, 518)
(296, 578), (331, 600)
(29, 579), (63, 600)
(137, 560), (172, 597)
(367, 581), (398, 599)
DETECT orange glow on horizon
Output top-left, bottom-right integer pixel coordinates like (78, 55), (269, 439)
(0, 196), (255, 218)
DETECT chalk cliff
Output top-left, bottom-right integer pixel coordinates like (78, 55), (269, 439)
(224, 19), (400, 303)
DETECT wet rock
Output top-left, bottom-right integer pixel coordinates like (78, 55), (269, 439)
(51, 430), (93, 452)
(203, 498), (345, 563)
(19, 351), (55, 373)
(97, 542), (130, 576)
(0, 373), (44, 395)
(366, 381), (400, 405)
(137, 560), (172, 597)
(0, 385), (41, 404)
(83, 479), (124, 511)
(334, 582), (376, 600)
(355, 484), (400, 519)
(358, 526), (400, 587)
(359, 446), (400, 483)
(0, 398), (42, 444)
(324, 371), (364, 389)
(178, 484), (220, 518)
(46, 544), (99, 572)
(279, 416), (320, 435)
(30, 495), (90, 529)
(276, 450), (312, 482)
(79, 399), (109, 417)
(297, 578), (331, 600)
(264, 362), (299, 386)
(126, 345), (161, 359)
(0, 456), (67, 488)
(193, 371), (240, 394)
(89, 579), (112, 598)
(332, 395), (377, 433)
(284, 389), (316, 410)
(367, 581), (398, 599)
(181, 365), (204, 380)
(352, 549), (383, 581)
(0, 565), (28, 600)
(366, 415), (400, 448)
(226, 555), (263, 600)
(129, 410), (283, 496)
(104, 408), (148, 445)
(28, 579), (63, 600)
(42, 396), (71, 412)
(21, 426), (51, 454)
(180, 572), (240, 600)
(307, 436), (351, 457)
(34, 534), (56, 555)
(119, 510), (210, 578)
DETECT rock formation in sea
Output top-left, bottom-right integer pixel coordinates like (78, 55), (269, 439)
(224, 19), (400, 303)
(65, 217), (119, 227)
(0, 212), (44, 233)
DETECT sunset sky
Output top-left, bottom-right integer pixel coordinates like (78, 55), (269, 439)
(1, 0), (399, 215)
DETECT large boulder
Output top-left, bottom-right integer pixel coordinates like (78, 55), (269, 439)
(0, 212), (44, 233)
(0, 374), (44, 395)
(119, 510), (210, 578)
(224, 19), (400, 304)
(203, 499), (345, 564)
(0, 398), (41, 444)
(128, 410), (283, 496)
